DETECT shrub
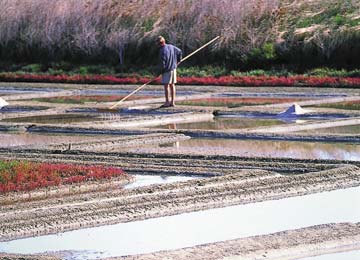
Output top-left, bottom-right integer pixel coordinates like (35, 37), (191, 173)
(0, 160), (129, 193)
(178, 66), (227, 77)
(21, 64), (43, 73)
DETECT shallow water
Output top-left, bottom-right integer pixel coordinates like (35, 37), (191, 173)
(217, 92), (347, 98)
(1, 132), (359, 161)
(80, 89), (199, 96)
(124, 174), (200, 189)
(0, 87), (64, 95)
(218, 112), (350, 122)
(0, 133), (101, 147)
(3, 114), (106, 124)
(1, 186), (359, 259)
(158, 114), (352, 130)
(0, 106), (48, 113)
(131, 138), (360, 161)
(158, 117), (286, 130)
(298, 250), (360, 260)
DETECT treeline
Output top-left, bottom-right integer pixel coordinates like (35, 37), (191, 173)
(0, 0), (359, 71)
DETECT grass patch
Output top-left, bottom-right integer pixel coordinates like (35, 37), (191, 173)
(316, 100), (360, 110)
(1, 61), (360, 78)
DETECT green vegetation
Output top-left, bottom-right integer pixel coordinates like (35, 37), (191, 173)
(1, 61), (360, 78)
(178, 66), (228, 77)
(306, 68), (360, 77)
(290, 1), (359, 28)
(316, 101), (360, 111)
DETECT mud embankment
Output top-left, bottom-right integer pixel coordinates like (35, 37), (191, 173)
(1, 150), (360, 242)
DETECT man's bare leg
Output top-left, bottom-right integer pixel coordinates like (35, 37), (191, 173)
(169, 83), (176, 106)
(163, 84), (171, 107)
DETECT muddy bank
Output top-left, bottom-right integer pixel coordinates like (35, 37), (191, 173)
(20, 124), (360, 143)
(1, 150), (360, 242)
(46, 133), (190, 151)
(0, 254), (60, 260)
(126, 138), (360, 161)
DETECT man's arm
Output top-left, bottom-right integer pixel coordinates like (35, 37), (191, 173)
(175, 46), (182, 62)
(158, 48), (167, 74)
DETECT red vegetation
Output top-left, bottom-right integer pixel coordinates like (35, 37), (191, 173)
(0, 160), (128, 193)
(0, 73), (359, 87)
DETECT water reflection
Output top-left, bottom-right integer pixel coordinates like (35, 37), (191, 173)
(299, 250), (360, 260)
(124, 174), (199, 189)
(3, 114), (107, 124)
(0, 133), (101, 147)
(0, 106), (48, 113)
(130, 139), (360, 161)
(1, 186), (360, 259)
(0, 87), (64, 95)
(158, 117), (284, 130)
(79, 89), (198, 96)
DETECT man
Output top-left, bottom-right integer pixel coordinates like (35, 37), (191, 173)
(157, 36), (182, 107)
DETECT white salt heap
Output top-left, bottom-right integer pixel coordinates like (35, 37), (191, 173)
(277, 103), (308, 117)
(0, 97), (9, 109)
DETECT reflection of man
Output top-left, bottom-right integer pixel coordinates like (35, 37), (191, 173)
(157, 36), (182, 107)
(168, 123), (177, 130)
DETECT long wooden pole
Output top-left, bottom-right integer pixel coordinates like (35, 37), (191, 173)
(109, 35), (220, 109)
(109, 77), (158, 109)
(178, 35), (220, 65)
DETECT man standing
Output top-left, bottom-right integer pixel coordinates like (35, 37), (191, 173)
(157, 36), (182, 107)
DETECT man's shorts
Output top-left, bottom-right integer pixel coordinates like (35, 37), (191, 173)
(162, 69), (177, 84)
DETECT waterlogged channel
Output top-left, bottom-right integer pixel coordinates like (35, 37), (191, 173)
(158, 117), (286, 130)
(1, 132), (359, 161)
(299, 250), (360, 260)
(1, 186), (360, 259)
(0, 133), (102, 147)
(130, 138), (360, 161)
